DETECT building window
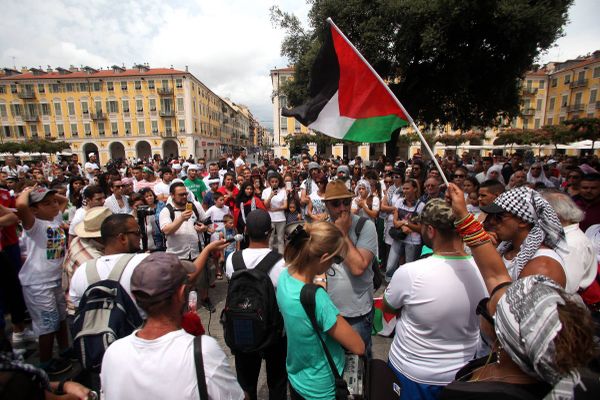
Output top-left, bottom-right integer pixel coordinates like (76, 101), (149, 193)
(178, 119), (185, 132)
(0, 104), (7, 118)
(536, 99), (542, 111)
(122, 99), (129, 113)
(589, 89), (597, 104)
(94, 100), (102, 114)
(559, 116), (565, 123)
(10, 84), (17, 94)
(50, 84), (60, 93)
(30, 125), (38, 138)
(138, 121), (145, 135)
(564, 74), (570, 84)
(53, 102), (62, 117)
(79, 83), (88, 92)
(121, 81), (127, 91)
(93, 82), (102, 91)
(66, 83), (75, 92)
(84, 123), (91, 136)
(70, 123), (78, 137)
(0, 85), (5, 94)
(548, 97), (555, 111)
(68, 102), (76, 116)
(98, 122), (105, 136)
(151, 120), (158, 133)
(125, 121), (131, 136)
(111, 122), (118, 136)
(176, 79), (183, 88)
(551, 78), (557, 87)
(561, 95), (568, 107)
(107, 100), (118, 113)
(134, 81), (141, 90)
(164, 119), (172, 134)
(149, 98), (156, 111)
(594, 67), (600, 79)
(17, 126), (25, 137)
(534, 118), (540, 129)
(177, 98), (184, 112)
(41, 103), (51, 116)
(148, 80), (155, 89)
(523, 119), (528, 129)
(161, 80), (169, 89)
(11, 104), (22, 117)
(57, 124), (64, 137)
(107, 82), (114, 91)
(81, 101), (89, 115)
(538, 80), (545, 89)
(2, 126), (11, 137)
(38, 84), (45, 93)
(547, 117), (553, 125)
(136, 99), (143, 112)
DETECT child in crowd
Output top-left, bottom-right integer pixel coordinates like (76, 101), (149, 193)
(205, 192), (231, 279)
(16, 186), (72, 376)
(217, 214), (238, 279)
(285, 196), (303, 223)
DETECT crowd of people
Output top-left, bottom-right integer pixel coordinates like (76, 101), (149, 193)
(0, 147), (599, 399)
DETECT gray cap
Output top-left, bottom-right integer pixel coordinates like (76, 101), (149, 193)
(246, 209), (272, 240)
(29, 187), (56, 205)
(130, 253), (187, 305)
(308, 162), (321, 171)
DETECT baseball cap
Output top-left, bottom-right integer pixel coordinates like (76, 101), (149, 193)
(245, 209), (272, 240)
(336, 165), (350, 176)
(187, 164), (200, 171)
(29, 187), (56, 205)
(308, 162), (321, 171)
(480, 186), (537, 224)
(130, 253), (188, 306)
(413, 198), (455, 230)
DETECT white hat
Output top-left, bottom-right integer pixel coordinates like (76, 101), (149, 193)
(187, 164), (200, 171)
(171, 178), (184, 185)
(74, 207), (112, 238)
(182, 162), (190, 168)
(88, 152), (95, 157)
(172, 163), (182, 170)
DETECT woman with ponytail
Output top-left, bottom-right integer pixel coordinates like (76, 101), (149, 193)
(277, 221), (365, 400)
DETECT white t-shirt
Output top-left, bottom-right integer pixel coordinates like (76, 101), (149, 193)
(225, 248), (286, 288)
(101, 330), (244, 400)
(585, 224), (600, 262)
(234, 157), (246, 170)
(159, 201), (206, 260)
(19, 214), (67, 286)
(153, 181), (171, 198)
(262, 187), (286, 222)
(205, 205), (230, 232)
(393, 198), (425, 244)
(69, 253), (150, 316)
(502, 248), (565, 282)
(104, 194), (132, 214)
(384, 255), (487, 385)
(68, 207), (86, 236)
(84, 161), (99, 180)
(558, 224), (598, 293)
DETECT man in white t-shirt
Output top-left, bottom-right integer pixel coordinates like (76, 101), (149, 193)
(234, 148), (247, 174)
(262, 174), (287, 254)
(152, 167), (174, 202)
(84, 153), (99, 181)
(101, 252), (244, 400)
(224, 210), (287, 400)
(383, 199), (487, 397)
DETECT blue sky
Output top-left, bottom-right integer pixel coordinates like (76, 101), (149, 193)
(1, 0), (597, 130)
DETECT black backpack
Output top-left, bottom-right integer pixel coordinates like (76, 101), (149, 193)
(355, 217), (384, 291)
(221, 250), (284, 354)
(72, 254), (143, 372)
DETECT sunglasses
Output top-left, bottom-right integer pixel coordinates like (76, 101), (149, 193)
(454, 174), (466, 178)
(476, 297), (495, 325)
(328, 198), (352, 207)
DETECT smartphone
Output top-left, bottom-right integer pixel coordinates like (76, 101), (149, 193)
(286, 181), (292, 191)
(185, 203), (193, 212)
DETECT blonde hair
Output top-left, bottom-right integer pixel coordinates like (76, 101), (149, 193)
(284, 221), (347, 272)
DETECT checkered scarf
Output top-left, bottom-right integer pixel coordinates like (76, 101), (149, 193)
(0, 349), (50, 390)
(495, 275), (583, 399)
(495, 187), (565, 278)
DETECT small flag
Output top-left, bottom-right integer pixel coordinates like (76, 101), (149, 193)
(283, 20), (409, 143)
(372, 297), (397, 337)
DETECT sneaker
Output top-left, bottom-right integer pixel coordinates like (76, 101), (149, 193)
(12, 328), (37, 345)
(201, 297), (216, 313)
(41, 358), (73, 376)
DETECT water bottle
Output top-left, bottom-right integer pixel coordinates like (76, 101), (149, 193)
(188, 290), (198, 312)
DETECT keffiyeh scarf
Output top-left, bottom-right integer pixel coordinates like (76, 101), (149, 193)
(495, 275), (585, 399)
(495, 187), (565, 278)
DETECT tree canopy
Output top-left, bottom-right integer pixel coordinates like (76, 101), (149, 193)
(271, 0), (573, 131)
(0, 139), (71, 154)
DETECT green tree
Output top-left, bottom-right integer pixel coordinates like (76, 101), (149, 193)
(0, 139), (71, 154)
(563, 118), (600, 152)
(272, 0), (572, 159)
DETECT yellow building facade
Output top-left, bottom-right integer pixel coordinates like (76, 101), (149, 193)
(270, 67), (310, 146)
(0, 64), (254, 164)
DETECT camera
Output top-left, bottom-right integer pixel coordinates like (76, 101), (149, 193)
(136, 205), (154, 218)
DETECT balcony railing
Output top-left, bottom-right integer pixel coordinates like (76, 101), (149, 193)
(567, 103), (586, 113)
(160, 130), (176, 138)
(18, 91), (36, 99)
(522, 87), (538, 95)
(23, 113), (39, 122)
(157, 87), (173, 96)
(520, 108), (536, 116)
(91, 111), (106, 120)
(159, 109), (175, 117)
(569, 80), (588, 89)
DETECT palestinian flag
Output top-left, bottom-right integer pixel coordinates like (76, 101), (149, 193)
(372, 297), (397, 337)
(282, 20), (409, 143)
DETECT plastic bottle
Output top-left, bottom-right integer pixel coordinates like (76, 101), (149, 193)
(188, 290), (198, 312)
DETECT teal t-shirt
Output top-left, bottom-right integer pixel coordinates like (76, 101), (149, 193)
(184, 177), (207, 202)
(276, 270), (345, 399)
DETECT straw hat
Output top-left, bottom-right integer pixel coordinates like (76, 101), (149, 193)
(74, 207), (113, 238)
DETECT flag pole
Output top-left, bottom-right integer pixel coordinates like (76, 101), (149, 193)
(326, 18), (449, 186)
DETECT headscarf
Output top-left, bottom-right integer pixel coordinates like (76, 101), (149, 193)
(495, 275), (584, 399)
(354, 179), (372, 198)
(485, 164), (506, 185)
(494, 187), (565, 279)
(527, 163), (554, 187)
